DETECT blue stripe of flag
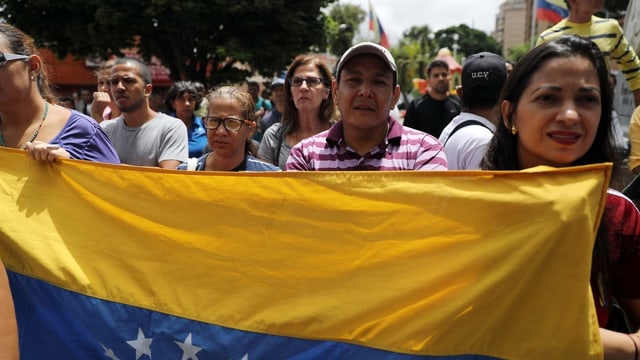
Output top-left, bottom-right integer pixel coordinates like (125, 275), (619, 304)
(9, 271), (499, 360)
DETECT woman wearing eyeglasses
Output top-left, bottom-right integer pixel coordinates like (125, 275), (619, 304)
(0, 23), (119, 163)
(177, 86), (279, 171)
(258, 55), (335, 169)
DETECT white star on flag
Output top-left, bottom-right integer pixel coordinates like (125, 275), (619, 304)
(175, 333), (202, 360)
(126, 328), (153, 359)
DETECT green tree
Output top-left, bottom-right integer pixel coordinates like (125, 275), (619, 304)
(393, 25), (436, 96)
(401, 25), (437, 70)
(506, 43), (531, 63)
(434, 25), (502, 60)
(0, 0), (335, 86)
(326, 3), (365, 57)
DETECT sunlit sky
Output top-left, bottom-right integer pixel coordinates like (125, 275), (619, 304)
(340, 0), (505, 45)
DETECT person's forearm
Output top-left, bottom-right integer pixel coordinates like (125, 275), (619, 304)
(600, 328), (639, 360)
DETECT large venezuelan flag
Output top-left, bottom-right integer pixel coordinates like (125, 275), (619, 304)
(0, 148), (608, 359)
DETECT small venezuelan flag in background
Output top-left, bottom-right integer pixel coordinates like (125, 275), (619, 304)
(368, 0), (390, 49)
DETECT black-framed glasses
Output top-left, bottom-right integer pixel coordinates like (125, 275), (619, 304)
(289, 76), (324, 88)
(0, 53), (29, 67)
(202, 116), (246, 131)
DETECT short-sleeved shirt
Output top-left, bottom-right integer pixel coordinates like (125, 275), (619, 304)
(257, 123), (290, 170)
(260, 108), (282, 136)
(537, 16), (640, 91)
(101, 112), (188, 166)
(438, 112), (496, 170)
(403, 93), (461, 138)
(176, 153), (280, 172)
(186, 116), (207, 158)
(285, 117), (447, 171)
(50, 110), (120, 164)
(628, 107), (640, 171)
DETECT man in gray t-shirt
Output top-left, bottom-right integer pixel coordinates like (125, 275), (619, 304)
(101, 57), (187, 168)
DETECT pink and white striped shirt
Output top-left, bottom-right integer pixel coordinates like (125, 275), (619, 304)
(286, 117), (447, 171)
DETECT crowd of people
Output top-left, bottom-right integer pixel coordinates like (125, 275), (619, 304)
(1, 0), (640, 356)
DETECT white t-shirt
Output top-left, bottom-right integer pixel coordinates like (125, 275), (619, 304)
(438, 112), (496, 170)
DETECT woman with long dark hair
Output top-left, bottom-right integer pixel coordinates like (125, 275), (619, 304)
(258, 55), (335, 169)
(482, 35), (640, 358)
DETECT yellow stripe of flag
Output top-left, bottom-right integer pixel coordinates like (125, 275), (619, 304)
(0, 148), (607, 358)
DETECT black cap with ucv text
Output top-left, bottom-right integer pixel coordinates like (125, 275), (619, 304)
(461, 52), (507, 102)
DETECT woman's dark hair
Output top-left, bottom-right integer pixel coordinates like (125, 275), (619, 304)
(282, 55), (335, 136)
(481, 35), (615, 317)
(205, 86), (257, 156)
(481, 35), (615, 172)
(164, 81), (199, 113)
(0, 23), (56, 104)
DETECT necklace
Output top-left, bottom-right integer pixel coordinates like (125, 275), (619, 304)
(0, 102), (49, 149)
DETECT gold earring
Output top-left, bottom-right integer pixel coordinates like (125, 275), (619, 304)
(511, 124), (517, 135)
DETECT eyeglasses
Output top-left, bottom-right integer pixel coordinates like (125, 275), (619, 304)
(289, 76), (324, 88)
(202, 116), (247, 131)
(0, 53), (29, 67)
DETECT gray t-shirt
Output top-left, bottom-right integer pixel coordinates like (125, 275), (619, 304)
(257, 123), (291, 170)
(101, 112), (188, 167)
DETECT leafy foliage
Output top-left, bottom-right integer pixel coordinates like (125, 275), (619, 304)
(392, 25), (436, 95)
(326, 3), (365, 57)
(434, 25), (502, 60)
(392, 24), (501, 97)
(506, 43), (531, 63)
(0, 0), (335, 86)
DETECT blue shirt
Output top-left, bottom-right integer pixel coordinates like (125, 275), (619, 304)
(176, 153), (281, 172)
(187, 116), (208, 158)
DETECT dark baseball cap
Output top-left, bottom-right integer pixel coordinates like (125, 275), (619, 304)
(461, 52), (507, 102)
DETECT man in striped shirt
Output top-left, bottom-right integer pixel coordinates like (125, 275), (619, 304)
(285, 42), (447, 171)
(536, 0), (640, 106)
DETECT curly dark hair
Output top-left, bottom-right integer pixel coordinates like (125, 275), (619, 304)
(481, 35), (617, 318)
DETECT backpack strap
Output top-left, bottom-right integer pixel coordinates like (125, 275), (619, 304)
(443, 120), (492, 146)
(622, 173), (640, 201)
(274, 126), (285, 166)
